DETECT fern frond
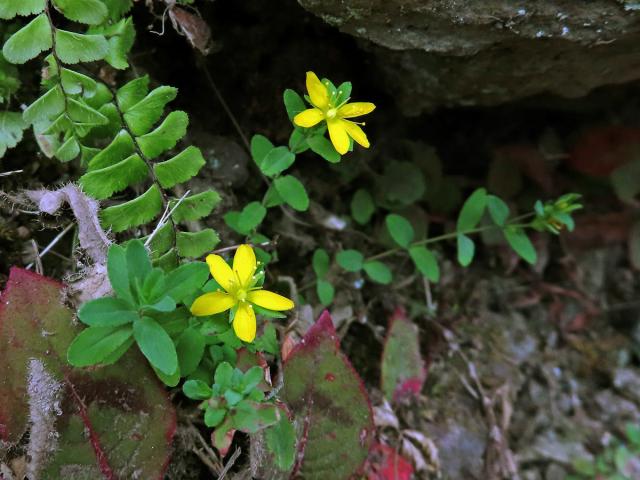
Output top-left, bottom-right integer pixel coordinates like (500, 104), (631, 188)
(101, 184), (163, 232)
(176, 229), (220, 258)
(137, 110), (188, 158)
(154, 146), (205, 189)
(170, 190), (221, 223)
(80, 154), (147, 199)
(122, 86), (177, 136)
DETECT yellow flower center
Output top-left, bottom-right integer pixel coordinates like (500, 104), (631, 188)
(325, 108), (338, 120)
(235, 288), (248, 302)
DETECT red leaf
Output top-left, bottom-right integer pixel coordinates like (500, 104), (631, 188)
(381, 307), (427, 403)
(568, 126), (640, 177)
(282, 310), (374, 480)
(367, 443), (414, 480)
(0, 268), (176, 479)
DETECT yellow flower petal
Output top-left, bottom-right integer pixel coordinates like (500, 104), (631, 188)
(206, 254), (234, 291)
(248, 289), (294, 311)
(233, 244), (256, 287)
(233, 302), (256, 342)
(190, 292), (235, 316)
(338, 102), (376, 119)
(294, 108), (324, 128)
(341, 120), (370, 148)
(306, 71), (329, 110)
(327, 119), (350, 155)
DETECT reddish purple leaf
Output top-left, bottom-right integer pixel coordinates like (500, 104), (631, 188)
(280, 310), (374, 480)
(0, 268), (176, 479)
(367, 442), (414, 480)
(381, 307), (427, 403)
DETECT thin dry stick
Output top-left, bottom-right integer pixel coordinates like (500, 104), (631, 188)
(144, 190), (191, 248)
(0, 169), (23, 177)
(217, 447), (241, 480)
(26, 223), (74, 270)
(30, 239), (43, 275)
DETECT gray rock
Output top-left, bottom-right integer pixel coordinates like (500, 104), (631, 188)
(298, 0), (640, 113)
(614, 368), (640, 403)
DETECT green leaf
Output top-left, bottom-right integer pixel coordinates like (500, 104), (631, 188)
(457, 188), (488, 231)
(60, 68), (98, 97)
(55, 30), (109, 64)
(107, 244), (133, 302)
(316, 279), (334, 306)
(242, 366), (264, 392)
(78, 297), (138, 327)
(386, 214), (414, 248)
(336, 249), (364, 272)
(0, 0), (45, 19)
(214, 361), (234, 390)
(288, 128), (309, 154)
(55, 135), (80, 162)
(263, 184), (284, 208)
(350, 189), (375, 225)
(238, 201), (266, 232)
(250, 134), (274, 168)
(100, 17), (135, 69)
(381, 310), (425, 402)
(2, 14), (52, 64)
(80, 154), (147, 199)
(145, 296), (176, 313)
(176, 327), (205, 376)
(182, 379), (213, 400)
(67, 325), (133, 367)
(133, 316), (177, 375)
(274, 175), (309, 211)
(0, 111), (27, 157)
(164, 261), (210, 302)
(23, 86), (64, 124)
(378, 161), (425, 208)
(457, 234), (475, 267)
(154, 146), (205, 189)
(137, 110), (188, 158)
(265, 416), (297, 471)
(261, 146), (295, 177)
(52, 0), (108, 24)
(117, 75), (149, 112)
(0, 53), (20, 101)
(312, 249), (330, 278)
(308, 135), (340, 163)
(611, 159), (640, 204)
(123, 85), (177, 136)
(363, 261), (392, 284)
(67, 97), (108, 126)
(176, 229), (220, 258)
(254, 323), (278, 355)
(204, 408), (226, 428)
(504, 227), (537, 265)
(170, 190), (221, 222)
(409, 245), (440, 282)
(100, 184), (163, 232)
(487, 194), (510, 226)
(283, 89), (305, 120)
(87, 130), (134, 171)
(126, 239), (151, 287)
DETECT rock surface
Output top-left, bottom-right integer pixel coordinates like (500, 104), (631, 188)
(298, 0), (640, 114)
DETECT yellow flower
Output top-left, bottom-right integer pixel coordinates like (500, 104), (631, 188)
(190, 245), (294, 342)
(293, 71), (375, 155)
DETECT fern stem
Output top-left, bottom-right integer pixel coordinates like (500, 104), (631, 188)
(110, 90), (177, 247)
(43, 1), (70, 115)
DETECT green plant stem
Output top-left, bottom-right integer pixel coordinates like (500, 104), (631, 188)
(366, 220), (534, 262)
(44, 1), (70, 115)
